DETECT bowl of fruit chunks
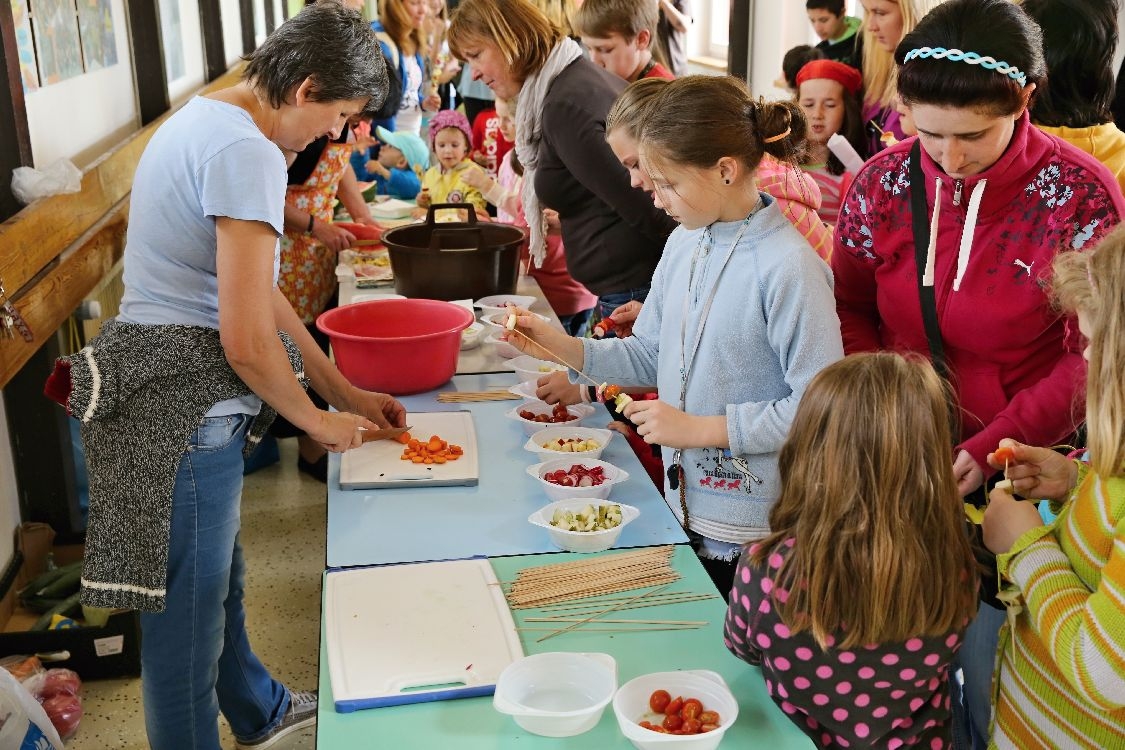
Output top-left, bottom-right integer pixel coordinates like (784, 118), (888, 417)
(526, 457), (629, 501)
(524, 426), (613, 461)
(527, 499), (640, 553)
(613, 670), (738, 750)
(506, 400), (597, 435)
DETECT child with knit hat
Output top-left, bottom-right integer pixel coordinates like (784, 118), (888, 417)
(795, 58), (865, 226)
(368, 127), (429, 200)
(415, 109), (488, 219)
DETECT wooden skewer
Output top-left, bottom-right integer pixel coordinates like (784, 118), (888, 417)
(536, 584), (670, 643)
(524, 617), (708, 625)
(505, 326), (603, 390)
(516, 626), (704, 633)
(436, 391), (520, 402)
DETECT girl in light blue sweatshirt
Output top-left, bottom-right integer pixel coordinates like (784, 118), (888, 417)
(507, 75), (843, 594)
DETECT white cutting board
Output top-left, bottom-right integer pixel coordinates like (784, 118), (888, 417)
(339, 411), (478, 489)
(325, 558), (524, 712)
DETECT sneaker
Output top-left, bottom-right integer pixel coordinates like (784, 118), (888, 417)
(235, 690), (318, 749)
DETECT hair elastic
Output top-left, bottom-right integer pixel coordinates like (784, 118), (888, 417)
(763, 127), (791, 144)
(903, 47), (1027, 86)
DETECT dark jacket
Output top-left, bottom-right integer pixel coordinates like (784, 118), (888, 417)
(533, 57), (677, 297)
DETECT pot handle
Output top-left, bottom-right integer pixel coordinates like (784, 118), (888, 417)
(429, 227), (485, 252)
(425, 202), (479, 226)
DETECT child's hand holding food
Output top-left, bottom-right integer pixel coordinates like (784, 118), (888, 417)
(985, 439), (1079, 501)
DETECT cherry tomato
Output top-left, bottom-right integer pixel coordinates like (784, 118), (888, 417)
(993, 446), (1016, 465)
(681, 698), (703, 721)
(665, 696), (684, 716)
(662, 714), (683, 731)
(681, 718), (703, 734)
(700, 723), (719, 733)
(699, 710), (720, 725)
(649, 689), (671, 713)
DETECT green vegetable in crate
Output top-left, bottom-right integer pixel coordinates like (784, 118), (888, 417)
(19, 560), (83, 613)
(549, 504), (623, 532)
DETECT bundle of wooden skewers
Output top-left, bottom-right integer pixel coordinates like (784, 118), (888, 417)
(436, 388), (520, 403)
(502, 546), (718, 642)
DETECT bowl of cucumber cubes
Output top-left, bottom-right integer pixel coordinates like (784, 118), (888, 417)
(528, 499), (640, 553)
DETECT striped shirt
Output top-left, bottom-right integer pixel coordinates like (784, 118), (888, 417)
(757, 156), (833, 262)
(991, 468), (1125, 749)
(803, 165), (853, 228)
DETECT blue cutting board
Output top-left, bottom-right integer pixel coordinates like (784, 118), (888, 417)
(324, 558), (524, 712)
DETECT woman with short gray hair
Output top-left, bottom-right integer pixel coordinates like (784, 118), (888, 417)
(66, 2), (404, 747)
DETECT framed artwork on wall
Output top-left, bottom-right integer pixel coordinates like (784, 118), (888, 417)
(76, 0), (118, 71)
(10, 0), (39, 90)
(31, 0), (85, 84)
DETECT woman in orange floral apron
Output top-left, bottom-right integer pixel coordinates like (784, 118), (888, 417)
(270, 129), (380, 480)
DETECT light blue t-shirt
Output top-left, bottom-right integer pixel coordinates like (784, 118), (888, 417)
(118, 96), (288, 415)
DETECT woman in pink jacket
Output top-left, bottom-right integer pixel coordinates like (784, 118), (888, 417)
(831, 1), (1125, 746)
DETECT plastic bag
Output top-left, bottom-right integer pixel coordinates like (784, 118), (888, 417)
(11, 159), (83, 205)
(0, 667), (64, 749)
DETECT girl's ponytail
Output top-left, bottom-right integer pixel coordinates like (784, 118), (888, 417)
(752, 99), (808, 167)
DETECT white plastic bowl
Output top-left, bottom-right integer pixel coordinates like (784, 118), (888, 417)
(508, 354), (568, 384)
(528, 498), (640, 553)
(526, 457), (630, 501)
(494, 652), (617, 737)
(506, 400), (597, 435)
(613, 670), (739, 750)
(475, 294), (538, 318)
(460, 322), (486, 350)
(485, 331), (523, 359)
(524, 426), (613, 461)
(482, 311), (551, 330)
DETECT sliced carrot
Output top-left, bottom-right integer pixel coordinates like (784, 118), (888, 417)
(411, 456), (425, 463)
(395, 431), (412, 444)
(433, 456), (447, 464)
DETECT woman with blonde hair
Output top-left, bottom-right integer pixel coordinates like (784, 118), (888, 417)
(448, 0), (675, 319)
(859, 0), (944, 153)
(982, 226), (1125, 749)
(725, 352), (978, 748)
(373, 0), (440, 134)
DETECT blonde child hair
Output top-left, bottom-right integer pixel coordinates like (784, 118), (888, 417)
(605, 76), (669, 139)
(861, 0), (944, 110)
(750, 352), (978, 649)
(1052, 226), (1125, 476)
(379, 0), (428, 55)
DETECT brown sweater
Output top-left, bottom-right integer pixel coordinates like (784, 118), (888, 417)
(533, 57), (676, 297)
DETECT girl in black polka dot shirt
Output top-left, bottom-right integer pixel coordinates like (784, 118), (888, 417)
(723, 354), (979, 749)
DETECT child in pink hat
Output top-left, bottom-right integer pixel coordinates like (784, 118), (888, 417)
(416, 109), (487, 219)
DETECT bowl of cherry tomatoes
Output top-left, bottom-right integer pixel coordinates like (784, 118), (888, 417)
(612, 670), (738, 750)
(525, 457), (630, 501)
(505, 400), (597, 435)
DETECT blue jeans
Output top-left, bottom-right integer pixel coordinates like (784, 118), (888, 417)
(141, 414), (289, 750)
(950, 601), (1006, 750)
(596, 287), (650, 338)
(557, 308), (593, 337)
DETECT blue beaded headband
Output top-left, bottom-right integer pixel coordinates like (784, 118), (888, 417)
(903, 46), (1027, 87)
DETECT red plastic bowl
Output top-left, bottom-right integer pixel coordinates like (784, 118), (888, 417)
(316, 299), (475, 395)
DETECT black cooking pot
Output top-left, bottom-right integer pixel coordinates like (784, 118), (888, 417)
(381, 204), (527, 301)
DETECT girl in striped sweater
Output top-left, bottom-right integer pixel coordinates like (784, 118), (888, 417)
(982, 224), (1125, 749)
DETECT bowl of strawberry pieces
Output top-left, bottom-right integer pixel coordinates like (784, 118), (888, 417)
(526, 457), (629, 501)
(506, 400), (597, 435)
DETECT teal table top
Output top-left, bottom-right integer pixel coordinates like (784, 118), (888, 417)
(316, 545), (815, 749)
(327, 373), (688, 568)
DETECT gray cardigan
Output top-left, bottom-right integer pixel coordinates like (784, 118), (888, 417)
(582, 197), (844, 543)
(66, 321), (306, 612)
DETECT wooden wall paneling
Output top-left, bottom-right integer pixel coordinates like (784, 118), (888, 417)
(128, 0), (171, 125)
(200, 0), (229, 82)
(240, 0), (255, 54)
(264, 0), (276, 35)
(0, 0), (33, 221)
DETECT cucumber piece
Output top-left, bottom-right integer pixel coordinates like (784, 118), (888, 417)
(30, 592), (82, 631)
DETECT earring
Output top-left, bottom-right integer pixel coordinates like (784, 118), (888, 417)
(724, 178), (730, 185)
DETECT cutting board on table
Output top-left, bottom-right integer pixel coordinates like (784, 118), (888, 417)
(340, 411), (478, 489)
(325, 558), (524, 712)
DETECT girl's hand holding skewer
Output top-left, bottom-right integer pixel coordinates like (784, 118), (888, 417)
(985, 439), (1079, 502)
(500, 306), (586, 373)
(620, 399), (728, 450)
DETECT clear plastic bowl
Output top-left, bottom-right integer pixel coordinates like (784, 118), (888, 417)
(525, 457), (630, 501)
(612, 670), (739, 750)
(475, 294), (537, 318)
(524, 426), (613, 461)
(493, 652), (617, 737)
(527, 498), (639, 553)
(486, 331), (522, 359)
(505, 400), (597, 435)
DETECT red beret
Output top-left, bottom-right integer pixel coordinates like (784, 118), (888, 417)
(796, 59), (863, 96)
